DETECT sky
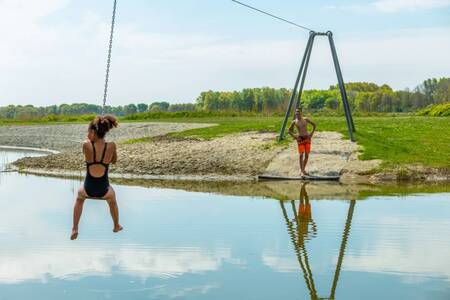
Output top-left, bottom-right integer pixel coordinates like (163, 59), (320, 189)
(0, 0), (449, 106)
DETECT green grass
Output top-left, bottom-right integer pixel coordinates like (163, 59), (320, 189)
(140, 116), (450, 168)
(0, 115), (93, 126)
(122, 137), (154, 144)
(168, 117), (281, 139)
(346, 117), (450, 168)
(357, 182), (450, 199)
(1, 114), (449, 169)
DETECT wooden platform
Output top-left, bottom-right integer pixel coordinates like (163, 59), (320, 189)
(258, 174), (340, 181)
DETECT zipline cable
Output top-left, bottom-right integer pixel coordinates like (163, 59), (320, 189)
(231, 0), (314, 32)
(102, 0), (118, 115)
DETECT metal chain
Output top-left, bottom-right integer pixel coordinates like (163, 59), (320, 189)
(102, 0), (118, 115)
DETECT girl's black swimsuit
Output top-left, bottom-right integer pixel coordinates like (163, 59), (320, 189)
(84, 142), (110, 198)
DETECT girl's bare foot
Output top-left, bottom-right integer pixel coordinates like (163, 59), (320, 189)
(70, 229), (79, 240)
(113, 225), (123, 233)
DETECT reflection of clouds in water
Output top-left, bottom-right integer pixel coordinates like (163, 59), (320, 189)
(262, 216), (450, 283)
(261, 251), (298, 273)
(0, 165), (241, 285)
(261, 250), (330, 274)
(0, 247), (233, 284)
(148, 283), (220, 299)
(344, 244), (450, 282)
(344, 217), (450, 282)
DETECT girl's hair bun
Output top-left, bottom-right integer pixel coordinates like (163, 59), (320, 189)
(89, 115), (118, 138)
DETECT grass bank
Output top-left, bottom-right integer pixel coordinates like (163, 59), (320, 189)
(1, 114), (449, 169)
(132, 116), (449, 169)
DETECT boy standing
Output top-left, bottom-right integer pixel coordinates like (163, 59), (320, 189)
(288, 108), (316, 177)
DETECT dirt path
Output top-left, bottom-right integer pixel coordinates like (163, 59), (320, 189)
(263, 132), (381, 181)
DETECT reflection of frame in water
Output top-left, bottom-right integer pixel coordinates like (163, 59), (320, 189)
(279, 183), (356, 299)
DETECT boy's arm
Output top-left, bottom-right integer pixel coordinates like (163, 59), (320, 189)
(288, 121), (298, 140)
(306, 118), (317, 138)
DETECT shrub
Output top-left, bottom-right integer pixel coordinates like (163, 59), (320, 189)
(417, 102), (450, 117)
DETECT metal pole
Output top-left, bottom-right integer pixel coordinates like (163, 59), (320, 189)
(328, 32), (356, 140)
(330, 200), (356, 298)
(295, 33), (316, 110)
(279, 32), (315, 141)
(328, 32), (354, 131)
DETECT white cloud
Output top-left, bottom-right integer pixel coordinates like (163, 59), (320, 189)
(327, 0), (450, 13)
(0, 0), (69, 19)
(373, 0), (450, 12)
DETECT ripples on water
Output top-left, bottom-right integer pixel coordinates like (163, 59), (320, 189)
(0, 150), (449, 300)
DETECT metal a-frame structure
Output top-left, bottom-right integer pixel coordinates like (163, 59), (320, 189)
(231, 1), (356, 142)
(279, 31), (356, 142)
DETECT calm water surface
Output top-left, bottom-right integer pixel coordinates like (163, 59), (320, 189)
(0, 150), (449, 300)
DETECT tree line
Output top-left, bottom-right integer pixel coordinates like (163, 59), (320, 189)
(196, 78), (449, 114)
(1, 77), (448, 120)
(0, 101), (196, 120)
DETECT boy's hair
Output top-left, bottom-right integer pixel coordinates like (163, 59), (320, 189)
(88, 115), (118, 138)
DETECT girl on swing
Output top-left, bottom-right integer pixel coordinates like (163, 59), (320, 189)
(71, 115), (123, 240)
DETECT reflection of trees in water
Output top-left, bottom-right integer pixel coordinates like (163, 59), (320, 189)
(279, 183), (356, 300)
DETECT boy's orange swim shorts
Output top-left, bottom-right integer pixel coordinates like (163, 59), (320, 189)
(297, 136), (311, 154)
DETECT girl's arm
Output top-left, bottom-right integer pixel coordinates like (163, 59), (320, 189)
(82, 141), (90, 161)
(111, 142), (118, 164)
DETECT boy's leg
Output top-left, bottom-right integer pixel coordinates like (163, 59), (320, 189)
(303, 141), (312, 175)
(299, 153), (305, 175)
(72, 187), (87, 240)
(298, 142), (306, 176)
(303, 153), (309, 175)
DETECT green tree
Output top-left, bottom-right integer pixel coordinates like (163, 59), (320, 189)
(124, 104), (138, 115)
(137, 103), (149, 113)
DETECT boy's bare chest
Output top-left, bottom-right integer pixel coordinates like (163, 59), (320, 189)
(295, 119), (307, 129)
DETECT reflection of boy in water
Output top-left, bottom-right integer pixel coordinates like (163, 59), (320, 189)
(297, 183), (316, 244)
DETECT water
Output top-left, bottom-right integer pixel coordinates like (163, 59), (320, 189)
(0, 149), (449, 300)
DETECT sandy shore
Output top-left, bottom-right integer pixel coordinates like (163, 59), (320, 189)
(12, 132), (285, 181)
(3, 122), (448, 182)
(5, 123), (286, 181)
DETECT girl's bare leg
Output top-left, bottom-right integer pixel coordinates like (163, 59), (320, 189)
(72, 187), (87, 240)
(103, 187), (123, 233)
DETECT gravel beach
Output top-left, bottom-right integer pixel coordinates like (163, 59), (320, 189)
(0, 122), (211, 151)
(5, 123), (287, 181)
(3, 122), (447, 182)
